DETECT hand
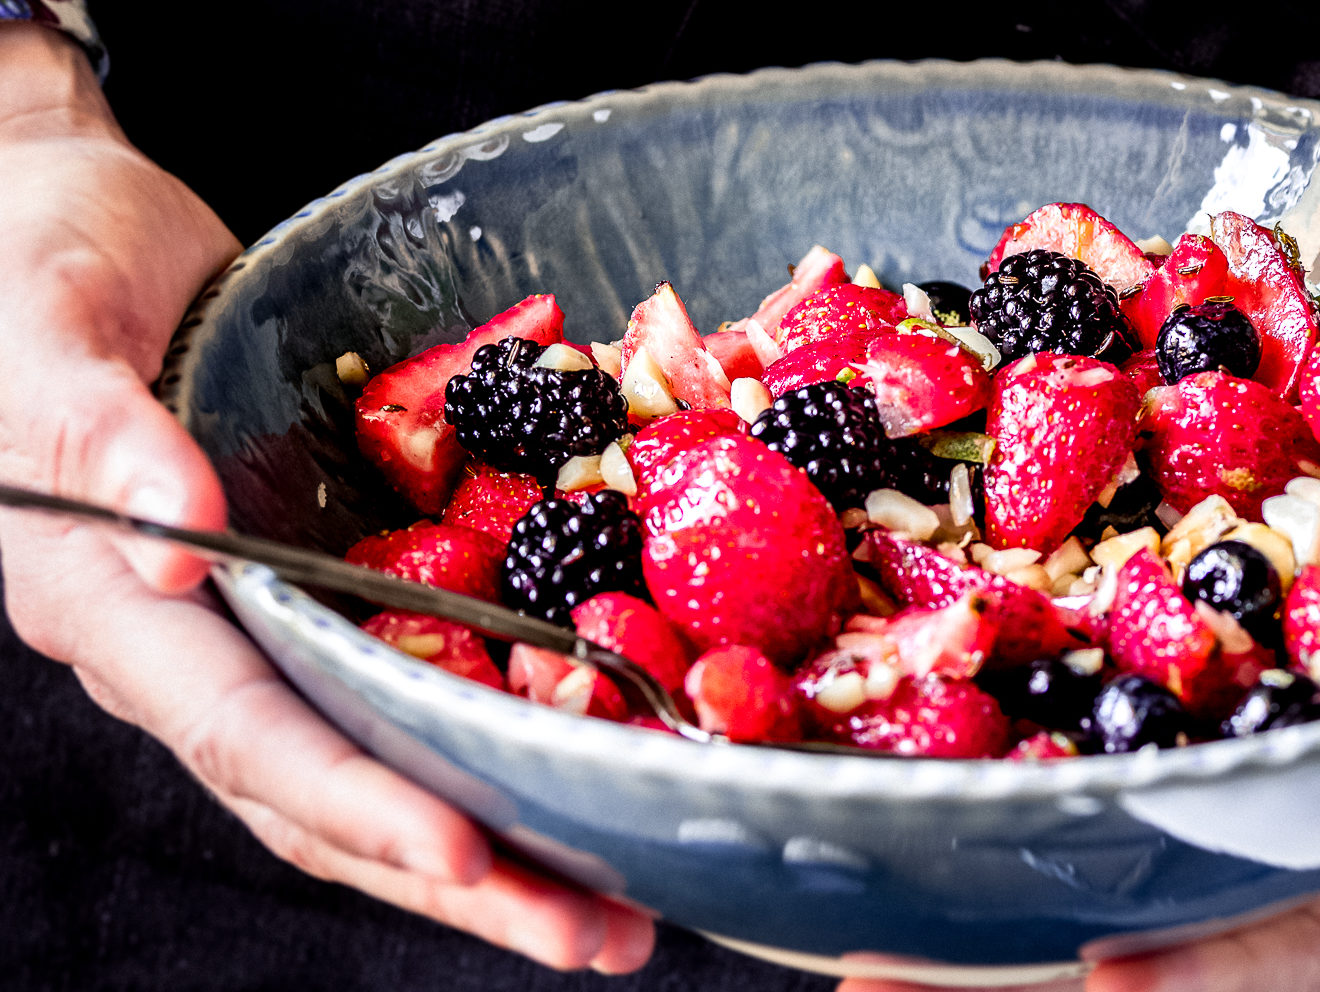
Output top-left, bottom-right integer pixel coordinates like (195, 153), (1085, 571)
(834, 894), (1320, 992)
(0, 23), (653, 974)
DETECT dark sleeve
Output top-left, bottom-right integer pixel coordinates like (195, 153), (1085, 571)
(0, 0), (108, 79)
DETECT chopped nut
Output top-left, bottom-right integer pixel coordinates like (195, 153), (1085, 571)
(590, 341), (623, 377)
(853, 264), (883, 289)
(1222, 521), (1297, 591)
(335, 351), (370, 386)
(1091, 526), (1161, 570)
(865, 489), (941, 542)
(555, 454), (604, 491)
(599, 441), (637, 497)
(535, 341), (595, 372)
(619, 345), (679, 419)
(730, 376), (774, 424)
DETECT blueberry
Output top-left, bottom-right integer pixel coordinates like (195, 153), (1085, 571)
(1222, 670), (1320, 737)
(917, 280), (973, 326)
(1181, 540), (1281, 637)
(1083, 674), (1191, 753)
(1155, 300), (1261, 383)
(976, 656), (1102, 732)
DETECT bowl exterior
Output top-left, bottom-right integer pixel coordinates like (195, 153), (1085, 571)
(165, 60), (1320, 977)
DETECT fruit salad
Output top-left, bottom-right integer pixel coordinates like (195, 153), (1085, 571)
(342, 202), (1320, 759)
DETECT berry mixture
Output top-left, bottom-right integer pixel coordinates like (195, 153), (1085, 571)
(342, 202), (1320, 759)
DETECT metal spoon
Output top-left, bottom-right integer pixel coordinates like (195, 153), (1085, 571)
(0, 481), (769, 750)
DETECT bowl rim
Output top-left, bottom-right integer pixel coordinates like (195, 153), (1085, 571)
(170, 57), (1320, 803)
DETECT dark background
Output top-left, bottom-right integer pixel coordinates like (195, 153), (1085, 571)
(5, 2), (1320, 990)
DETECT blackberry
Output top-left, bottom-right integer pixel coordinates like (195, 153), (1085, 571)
(502, 490), (646, 627)
(749, 380), (891, 510)
(1222, 670), (1320, 737)
(444, 337), (629, 481)
(879, 434), (980, 507)
(1156, 299), (1261, 383)
(976, 656), (1102, 733)
(968, 249), (1134, 363)
(1181, 540), (1281, 639)
(1082, 674), (1192, 753)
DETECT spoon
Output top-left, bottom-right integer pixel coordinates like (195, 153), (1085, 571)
(0, 481), (791, 751)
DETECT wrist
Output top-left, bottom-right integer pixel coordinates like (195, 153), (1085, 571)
(0, 22), (119, 141)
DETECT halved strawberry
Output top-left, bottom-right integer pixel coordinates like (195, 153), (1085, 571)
(571, 591), (694, 694)
(360, 610), (504, 690)
(626, 407), (747, 498)
(684, 644), (802, 742)
(703, 328), (765, 382)
(355, 294), (564, 514)
(1121, 233), (1231, 349)
(344, 520), (505, 603)
(776, 283), (907, 352)
(1283, 564), (1320, 680)
(758, 328), (881, 396)
(639, 434), (855, 666)
(506, 643), (628, 720)
(1105, 548), (1265, 719)
(984, 202), (1156, 295)
(440, 461), (547, 543)
(1119, 347), (1164, 396)
(809, 673), (1012, 758)
(984, 353), (1141, 552)
(855, 330), (992, 437)
(1139, 370), (1320, 520)
(860, 532), (1082, 665)
(833, 591), (999, 681)
(724, 244), (849, 339)
(619, 282), (732, 409)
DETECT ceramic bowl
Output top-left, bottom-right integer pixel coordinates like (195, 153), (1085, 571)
(159, 60), (1320, 986)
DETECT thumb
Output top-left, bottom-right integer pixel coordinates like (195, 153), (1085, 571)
(5, 359), (228, 594)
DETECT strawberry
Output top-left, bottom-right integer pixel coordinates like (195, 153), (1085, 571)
(626, 407), (746, 497)
(571, 591), (694, 694)
(360, 610), (504, 689)
(684, 645), (802, 742)
(1105, 548), (1264, 719)
(1283, 564), (1320, 680)
(1139, 371), (1320, 520)
(776, 283), (907, 352)
(855, 330), (992, 437)
(1121, 233), (1231, 349)
(1206, 211), (1317, 398)
(984, 202), (1156, 296)
(506, 643), (629, 720)
(440, 461), (547, 543)
(619, 282), (731, 409)
(1119, 347), (1164, 397)
(355, 293), (564, 514)
(1007, 730), (1080, 761)
(983, 353), (1141, 552)
(860, 531), (1082, 665)
(724, 244), (848, 339)
(759, 328), (881, 396)
(833, 592), (998, 681)
(1297, 345), (1320, 444)
(344, 520), (505, 603)
(703, 328), (765, 382)
(638, 434), (855, 666)
(810, 673), (1012, 758)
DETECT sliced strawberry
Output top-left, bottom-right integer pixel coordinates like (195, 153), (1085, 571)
(1120, 347), (1164, 396)
(639, 434), (854, 666)
(344, 520), (505, 603)
(724, 245), (849, 339)
(1283, 564), (1320, 680)
(619, 282), (731, 409)
(360, 610), (503, 690)
(571, 591), (694, 694)
(1139, 371), (1320, 520)
(684, 644), (802, 742)
(1298, 345), (1320, 444)
(1121, 233), (1231, 349)
(759, 328), (882, 396)
(776, 283), (907, 352)
(1207, 211), (1317, 398)
(506, 643), (629, 720)
(985, 202), (1156, 295)
(810, 673), (1012, 758)
(855, 330), (992, 437)
(703, 328), (765, 382)
(1007, 730), (1080, 761)
(440, 461), (547, 544)
(834, 591), (999, 681)
(1105, 548), (1262, 719)
(984, 353), (1141, 552)
(860, 531), (1081, 665)
(626, 407), (746, 497)
(355, 293), (564, 514)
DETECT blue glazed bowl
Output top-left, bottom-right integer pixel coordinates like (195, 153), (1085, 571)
(160, 60), (1320, 986)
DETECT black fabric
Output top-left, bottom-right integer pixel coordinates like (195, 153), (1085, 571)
(6, 2), (1320, 989)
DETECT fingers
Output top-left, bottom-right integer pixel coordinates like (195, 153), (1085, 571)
(1086, 897), (1320, 992)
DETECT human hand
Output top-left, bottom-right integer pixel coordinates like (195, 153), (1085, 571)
(834, 894), (1320, 992)
(0, 23), (652, 973)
